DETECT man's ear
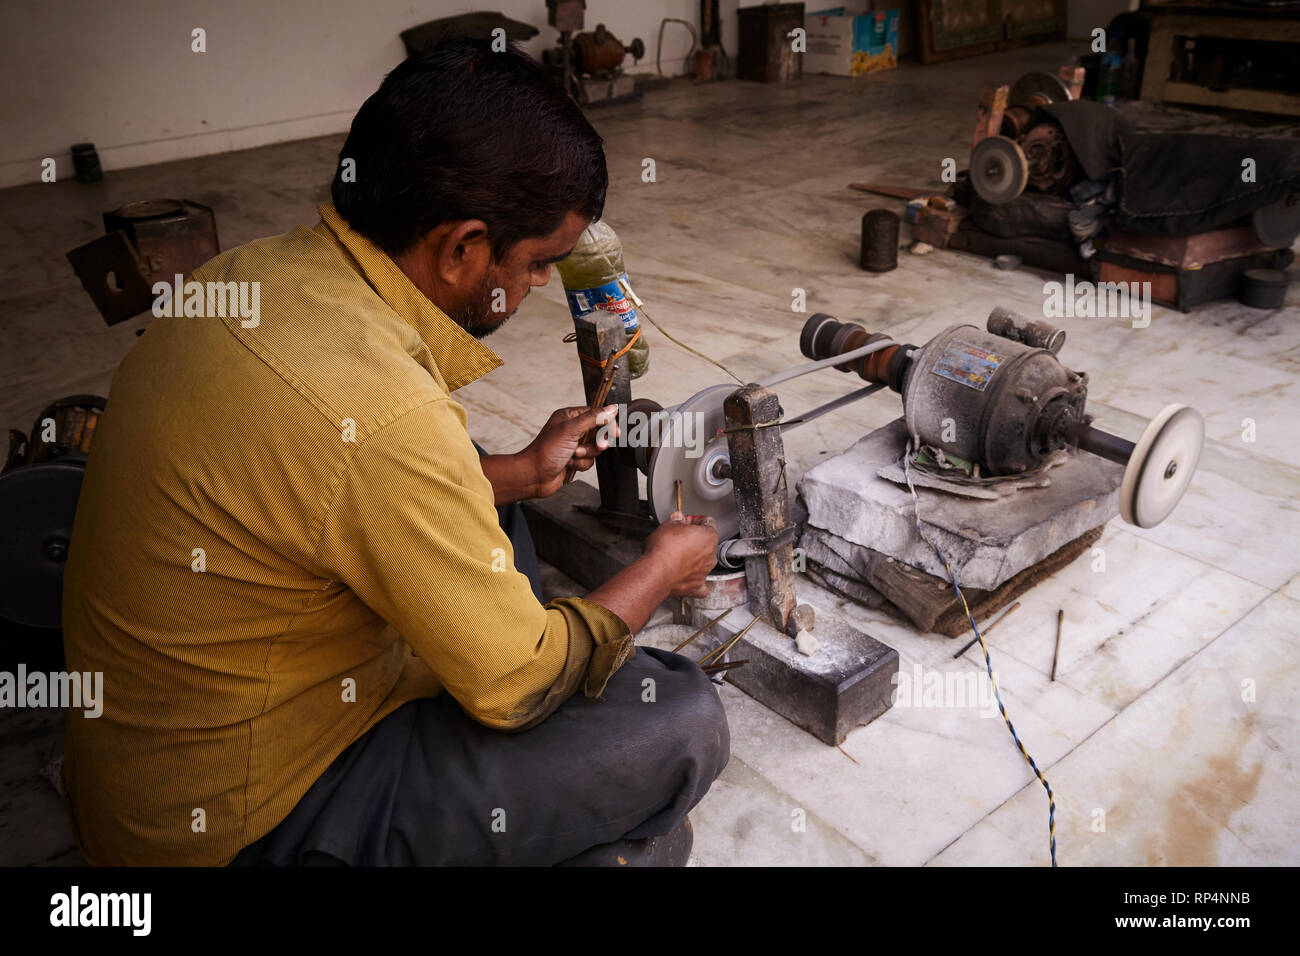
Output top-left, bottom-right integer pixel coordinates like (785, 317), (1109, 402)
(435, 219), (492, 286)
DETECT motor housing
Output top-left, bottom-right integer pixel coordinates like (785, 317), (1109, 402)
(902, 323), (1087, 475)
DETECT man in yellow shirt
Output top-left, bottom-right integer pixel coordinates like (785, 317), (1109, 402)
(61, 37), (727, 866)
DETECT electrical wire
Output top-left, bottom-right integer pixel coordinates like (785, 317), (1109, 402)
(901, 440), (1058, 867)
(586, 238), (746, 385)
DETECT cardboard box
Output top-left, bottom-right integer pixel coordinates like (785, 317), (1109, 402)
(804, 6), (900, 76)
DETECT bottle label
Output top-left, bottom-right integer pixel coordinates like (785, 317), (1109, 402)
(564, 274), (641, 333)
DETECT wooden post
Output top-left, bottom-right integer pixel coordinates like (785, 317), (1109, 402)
(972, 83), (1009, 150)
(572, 311), (639, 515)
(723, 384), (802, 634)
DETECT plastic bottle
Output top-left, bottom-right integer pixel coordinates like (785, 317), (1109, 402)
(1097, 47), (1122, 106)
(555, 220), (650, 378)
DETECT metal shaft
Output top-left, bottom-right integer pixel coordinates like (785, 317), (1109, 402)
(1073, 423), (1135, 466)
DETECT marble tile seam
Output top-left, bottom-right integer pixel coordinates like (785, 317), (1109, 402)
(918, 587), (1284, 865)
(706, 751), (884, 865)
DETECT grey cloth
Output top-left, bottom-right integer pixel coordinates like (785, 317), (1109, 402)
(230, 500), (730, 866)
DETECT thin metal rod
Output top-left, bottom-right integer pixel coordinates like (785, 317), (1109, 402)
(697, 615), (759, 667)
(757, 339), (895, 389)
(672, 607), (733, 653)
(565, 353), (619, 484)
(700, 658), (748, 676)
(953, 600), (1020, 658)
(1051, 609), (1064, 682)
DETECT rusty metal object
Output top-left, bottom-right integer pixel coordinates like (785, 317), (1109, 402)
(66, 199), (219, 325)
(546, 0), (585, 33)
(546, 23), (643, 75)
(800, 314), (908, 392)
(999, 105), (1034, 139)
(1021, 120), (1077, 195)
(574, 25), (644, 73)
(848, 183), (934, 200)
(860, 210), (900, 272)
(986, 306), (1066, 354)
(0, 395), (106, 628)
(1009, 71), (1072, 109)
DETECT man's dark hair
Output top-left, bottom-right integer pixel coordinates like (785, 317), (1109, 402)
(331, 36), (607, 259)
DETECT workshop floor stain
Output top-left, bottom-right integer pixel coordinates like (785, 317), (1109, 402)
(1147, 712), (1262, 866)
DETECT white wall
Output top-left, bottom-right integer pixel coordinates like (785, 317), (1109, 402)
(0, 0), (738, 188)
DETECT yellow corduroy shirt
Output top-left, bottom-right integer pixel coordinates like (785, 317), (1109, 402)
(61, 203), (634, 866)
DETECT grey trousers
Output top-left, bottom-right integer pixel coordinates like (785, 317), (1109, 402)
(230, 501), (730, 866)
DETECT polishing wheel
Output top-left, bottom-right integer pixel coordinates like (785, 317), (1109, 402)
(1119, 404), (1204, 529)
(970, 136), (1029, 205)
(646, 384), (739, 541)
(1009, 71), (1072, 109)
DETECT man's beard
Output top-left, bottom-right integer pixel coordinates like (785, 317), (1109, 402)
(448, 272), (522, 340)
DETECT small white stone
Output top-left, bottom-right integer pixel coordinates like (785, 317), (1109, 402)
(795, 629), (821, 656)
(910, 241), (935, 255)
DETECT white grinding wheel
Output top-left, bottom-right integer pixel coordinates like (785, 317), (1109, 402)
(970, 136), (1030, 205)
(646, 384), (740, 541)
(1119, 404), (1204, 528)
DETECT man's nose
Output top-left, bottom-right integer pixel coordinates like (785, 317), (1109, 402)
(531, 265), (551, 287)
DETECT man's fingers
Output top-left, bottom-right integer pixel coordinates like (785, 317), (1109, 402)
(683, 514), (717, 528)
(564, 404), (618, 440)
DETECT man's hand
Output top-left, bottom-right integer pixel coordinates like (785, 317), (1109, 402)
(524, 405), (620, 499)
(586, 512), (719, 633)
(642, 513), (719, 597)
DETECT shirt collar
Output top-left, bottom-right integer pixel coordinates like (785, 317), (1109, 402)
(315, 202), (502, 392)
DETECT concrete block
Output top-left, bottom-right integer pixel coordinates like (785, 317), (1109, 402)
(798, 418), (1122, 591)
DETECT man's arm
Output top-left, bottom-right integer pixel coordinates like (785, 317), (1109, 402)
(587, 513), (717, 633)
(478, 405), (617, 505)
(315, 399), (713, 733)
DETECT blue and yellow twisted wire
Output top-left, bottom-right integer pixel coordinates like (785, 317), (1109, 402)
(902, 444), (1058, 867)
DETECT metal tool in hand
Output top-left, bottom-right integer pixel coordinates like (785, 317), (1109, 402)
(564, 350), (620, 484)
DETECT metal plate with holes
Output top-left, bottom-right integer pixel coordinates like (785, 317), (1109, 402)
(65, 231), (155, 325)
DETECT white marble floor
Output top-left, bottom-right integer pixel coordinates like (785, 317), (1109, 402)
(1, 39), (1296, 867)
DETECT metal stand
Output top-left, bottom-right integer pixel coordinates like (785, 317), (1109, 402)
(572, 311), (640, 517)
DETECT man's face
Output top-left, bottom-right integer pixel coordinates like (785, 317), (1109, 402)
(448, 210), (591, 339)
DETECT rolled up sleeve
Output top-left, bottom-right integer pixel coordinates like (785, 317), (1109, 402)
(314, 397), (634, 731)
